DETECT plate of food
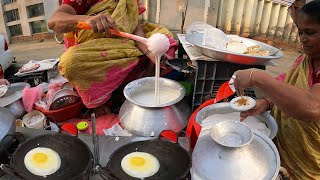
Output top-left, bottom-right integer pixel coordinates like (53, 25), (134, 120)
(230, 96), (256, 112)
(19, 63), (40, 73)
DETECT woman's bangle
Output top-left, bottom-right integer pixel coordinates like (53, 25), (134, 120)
(144, 50), (150, 55)
(263, 98), (271, 111)
(249, 70), (256, 87)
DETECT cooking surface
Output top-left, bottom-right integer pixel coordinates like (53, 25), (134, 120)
(0, 127), (190, 180)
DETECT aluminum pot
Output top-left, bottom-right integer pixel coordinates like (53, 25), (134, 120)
(5, 99), (25, 119)
(119, 77), (190, 137)
(191, 130), (280, 180)
(0, 107), (16, 155)
(0, 82), (30, 119)
(191, 102), (280, 180)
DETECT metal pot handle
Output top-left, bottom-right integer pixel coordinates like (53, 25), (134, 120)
(96, 166), (119, 180)
(0, 164), (23, 179)
(59, 122), (78, 137)
(159, 130), (178, 143)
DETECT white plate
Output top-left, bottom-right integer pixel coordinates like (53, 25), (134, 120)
(230, 96), (256, 112)
(0, 85), (8, 98)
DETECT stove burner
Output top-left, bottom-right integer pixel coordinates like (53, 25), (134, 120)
(0, 132), (25, 177)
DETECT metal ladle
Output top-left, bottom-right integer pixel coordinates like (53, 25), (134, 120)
(77, 22), (172, 59)
(77, 22), (148, 44)
(91, 113), (118, 180)
(91, 113), (100, 171)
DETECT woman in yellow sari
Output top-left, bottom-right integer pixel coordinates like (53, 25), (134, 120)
(233, 1), (320, 179)
(48, 0), (177, 115)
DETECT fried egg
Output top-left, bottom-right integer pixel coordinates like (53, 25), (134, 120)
(121, 152), (160, 178)
(24, 147), (61, 177)
(230, 96), (256, 112)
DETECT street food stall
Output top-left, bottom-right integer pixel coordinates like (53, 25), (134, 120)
(0, 24), (287, 180)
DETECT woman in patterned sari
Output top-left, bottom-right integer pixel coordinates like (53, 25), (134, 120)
(233, 1), (320, 179)
(48, 0), (177, 116)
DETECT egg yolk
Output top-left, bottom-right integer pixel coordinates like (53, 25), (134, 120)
(33, 153), (48, 164)
(130, 157), (145, 167)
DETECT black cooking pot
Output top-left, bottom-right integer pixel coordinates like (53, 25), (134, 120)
(99, 130), (192, 180)
(1, 133), (93, 180)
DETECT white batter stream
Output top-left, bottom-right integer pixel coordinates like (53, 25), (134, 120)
(145, 33), (170, 105)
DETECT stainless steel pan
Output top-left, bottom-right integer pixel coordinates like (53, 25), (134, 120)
(185, 33), (283, 65)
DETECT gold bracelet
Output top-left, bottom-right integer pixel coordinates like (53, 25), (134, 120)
(249, 70), (256, 87)
(263, 98), (271, 110)
(144, 50), (150, 55)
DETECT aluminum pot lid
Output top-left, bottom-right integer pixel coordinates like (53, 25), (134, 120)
(192, 130), (280, 180)
(0, 82), (30, 107)
(0, 107), (16, 140)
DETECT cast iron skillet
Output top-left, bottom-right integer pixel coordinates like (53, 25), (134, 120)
(1, 126), (93, 180)
(100, 130), (192, 180)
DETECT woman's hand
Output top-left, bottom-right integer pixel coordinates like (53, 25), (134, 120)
(233, 69), (256, 96)
(0, 79), (10, 86)
(240, 99), (269, 121)
(133, 24), (156, 63)
(85, 14), (119, 36)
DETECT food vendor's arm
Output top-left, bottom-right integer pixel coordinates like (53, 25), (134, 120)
(48, 5), (118, 34)
(235, 69), (320, 123)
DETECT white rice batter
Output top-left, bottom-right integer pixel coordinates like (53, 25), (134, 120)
(131, 89), (180, 106)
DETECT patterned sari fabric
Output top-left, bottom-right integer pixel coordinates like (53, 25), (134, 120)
(271, 55), (320, 180)
(59, 0), (177, 109)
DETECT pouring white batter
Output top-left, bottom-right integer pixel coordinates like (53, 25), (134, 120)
(146, 33), (170, 105)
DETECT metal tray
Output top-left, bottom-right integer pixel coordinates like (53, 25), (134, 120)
(195, 102), (278, 139)
(185, 33), (283, 65)
(0, 82), (30, 107)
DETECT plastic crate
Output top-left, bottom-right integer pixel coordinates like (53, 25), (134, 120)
(192, 60), (265, 110)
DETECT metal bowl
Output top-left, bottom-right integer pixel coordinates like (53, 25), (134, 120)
(123, 77), (185, 107)
(210, 121), (253, 148)
(196, 102), (278, 139)
(61, 82), (74, 90)
(185, 33), (283, 65)
(49, 89), (79, 110)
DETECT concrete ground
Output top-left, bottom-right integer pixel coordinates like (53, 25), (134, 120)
(9, 39), (301, 76)
(9, 39), (65, 64)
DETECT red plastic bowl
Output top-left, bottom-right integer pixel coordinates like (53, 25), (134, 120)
(34, 101), (84, 123)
